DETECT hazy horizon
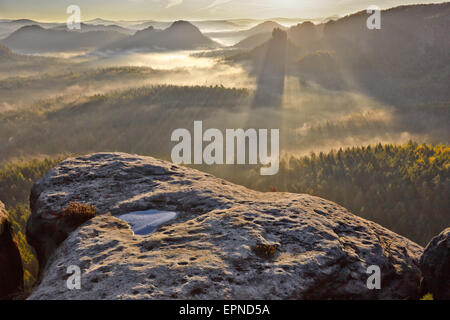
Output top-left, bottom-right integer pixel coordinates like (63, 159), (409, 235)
(0, 0), (448, 22)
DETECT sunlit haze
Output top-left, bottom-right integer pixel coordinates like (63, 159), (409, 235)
(0, 0), (448, 21)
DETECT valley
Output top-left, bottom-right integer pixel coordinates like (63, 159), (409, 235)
(0, 2), (448, 300)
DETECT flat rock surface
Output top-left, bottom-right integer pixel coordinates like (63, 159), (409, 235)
(28, 153), (424, 300)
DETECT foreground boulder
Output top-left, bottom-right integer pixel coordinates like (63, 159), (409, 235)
(28, 153), (423, 299)
(27, 200), (96, 269)
(420, 228), (450, 300)
(0, 201), (24, 299)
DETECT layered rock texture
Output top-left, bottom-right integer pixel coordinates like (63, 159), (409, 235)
(419, 228), (450, 300)
(0, 201), (24, 299)
(27, 153), (424, 300)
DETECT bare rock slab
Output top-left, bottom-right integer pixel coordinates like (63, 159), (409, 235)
(0, 201), (24, 299)
(27, 153), (424, 300)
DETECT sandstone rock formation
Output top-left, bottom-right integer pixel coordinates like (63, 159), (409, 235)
(27, 153), (424, 300)
(419, 228), (450, 300)
(27, 200), (96, 268)
(0, 201), (24, 299)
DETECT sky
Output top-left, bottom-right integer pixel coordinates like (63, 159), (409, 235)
(0, 0), (448, 21)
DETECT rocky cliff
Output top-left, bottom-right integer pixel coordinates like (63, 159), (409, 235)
(0, 201), (24, 299)
(27, 153), (424, 300)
